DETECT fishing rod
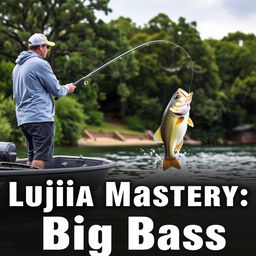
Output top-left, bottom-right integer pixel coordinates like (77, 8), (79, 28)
(73, 40), (194, 91)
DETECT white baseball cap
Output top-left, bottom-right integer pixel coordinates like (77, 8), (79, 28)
(28, 33), (55, 47)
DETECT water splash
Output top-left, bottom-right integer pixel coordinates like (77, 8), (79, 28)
(135, 147), (193, 183)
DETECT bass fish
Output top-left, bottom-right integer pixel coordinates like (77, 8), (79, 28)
(154, 88), (194, 170)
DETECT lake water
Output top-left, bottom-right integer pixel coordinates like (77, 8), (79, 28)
(17, 144), (256, 182)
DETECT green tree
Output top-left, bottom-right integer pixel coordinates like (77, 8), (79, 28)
(231, 73), (256, 124)
(87, 20), (139, 120)
(0, 0), (114, 127)
(0, 60), (14, 97)
(0, 96), (23, 142)
(207, 39), (241, 90)
(113, 13), (224, 142)
(110, 17), (139, 39)
(0, 116), (12, 141)
(0, 0), (111, 62)
(55, 96), (87, 145)
(208, 32), (256, 137)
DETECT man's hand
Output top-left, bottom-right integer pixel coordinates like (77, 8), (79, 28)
(65, 83), (76, 94)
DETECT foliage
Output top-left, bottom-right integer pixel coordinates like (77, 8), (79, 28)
(0, 0), (111, 61)
(0, 116), (12, 141)
(54, 115), (64, 146)
(230, 73), (256, 125)
(0, 95), (23, 142)
(1, 2), (256, 145)
(87, 121), (143, 135)
(87, 110), (104, 126)
(125, 115), (146, 132)
(55, 97), (87, 145)
(0, 0), (113, 127)
(0, 60), (14, 97)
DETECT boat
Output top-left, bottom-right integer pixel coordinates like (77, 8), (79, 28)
(0, 142), (115, 190)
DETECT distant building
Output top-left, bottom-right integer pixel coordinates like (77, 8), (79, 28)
(231, 124), (256, 144)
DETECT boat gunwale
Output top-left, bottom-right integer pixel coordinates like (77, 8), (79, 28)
(0, 155), (115, 176)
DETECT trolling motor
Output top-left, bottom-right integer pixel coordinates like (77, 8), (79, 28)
(0, 142), (17, 162)
(0, 142), (40, 169)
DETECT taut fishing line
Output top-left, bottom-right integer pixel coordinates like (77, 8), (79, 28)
(73, 40), (194, 92)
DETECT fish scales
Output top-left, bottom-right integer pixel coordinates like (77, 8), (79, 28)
(154, 88), (194, 170)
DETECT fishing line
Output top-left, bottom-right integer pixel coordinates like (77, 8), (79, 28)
(73, 40), (194, 92)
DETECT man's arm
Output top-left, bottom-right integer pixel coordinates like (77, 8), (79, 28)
(37, 61), (75, 98)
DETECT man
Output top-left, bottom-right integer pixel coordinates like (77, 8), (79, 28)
(12, 33), (76, 168)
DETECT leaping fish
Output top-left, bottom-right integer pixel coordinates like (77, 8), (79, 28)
(154, 88), (194, 170)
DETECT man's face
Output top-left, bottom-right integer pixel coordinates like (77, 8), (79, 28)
(40, 44), (50, 58)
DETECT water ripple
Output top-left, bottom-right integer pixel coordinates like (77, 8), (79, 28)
(16, 144), (256, 182)
(107, 145), (256, 181)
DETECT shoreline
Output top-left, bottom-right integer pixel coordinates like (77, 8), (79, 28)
(77, 137), (160, 147)
(77, 131), (202, 147)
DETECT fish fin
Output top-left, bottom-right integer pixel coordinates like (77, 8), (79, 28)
(188, 117), (194, 127)
(163, 157), (181, 170)
(153, 127), (163, 143)
(175, 117), (184, 126)
(175, 140), (184, 153)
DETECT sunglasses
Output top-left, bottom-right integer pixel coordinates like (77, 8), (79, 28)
(42, 44), (50, 49)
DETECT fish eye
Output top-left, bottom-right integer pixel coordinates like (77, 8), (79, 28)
(175, 94), (180, 99)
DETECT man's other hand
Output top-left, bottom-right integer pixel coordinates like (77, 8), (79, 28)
(65, 83), (76, 94)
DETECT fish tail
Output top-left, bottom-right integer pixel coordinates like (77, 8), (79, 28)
(163, 157), (181, 170)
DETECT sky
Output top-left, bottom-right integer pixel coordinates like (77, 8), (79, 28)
(96, 0), (256, 39)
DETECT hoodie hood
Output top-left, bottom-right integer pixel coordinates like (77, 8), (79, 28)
(15, 51), (41, 65)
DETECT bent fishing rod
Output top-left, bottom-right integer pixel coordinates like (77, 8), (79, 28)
(73, 40), (194, 91)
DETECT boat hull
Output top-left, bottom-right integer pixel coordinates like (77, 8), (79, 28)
(0, 155), (115, 194)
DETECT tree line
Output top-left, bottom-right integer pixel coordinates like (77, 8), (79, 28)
(0, 0), (255, 145)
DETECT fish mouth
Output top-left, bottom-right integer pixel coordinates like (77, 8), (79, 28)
(174, 107), (190, 115)
(177, 88), (193, 99)
(170, 89), (193, 115)
(172, 103), (191, 115)
(173, 112), (184, 116)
